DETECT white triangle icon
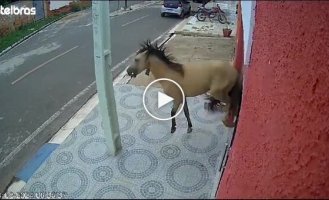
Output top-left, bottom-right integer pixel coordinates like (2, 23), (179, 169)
(158, 92), (173, 109)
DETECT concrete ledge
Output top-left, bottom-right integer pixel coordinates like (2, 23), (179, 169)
(174, 16), (236, 38)
(174, 30), (236, 38)
(174, 30), (219, 37)
(173, 0), (238, 38)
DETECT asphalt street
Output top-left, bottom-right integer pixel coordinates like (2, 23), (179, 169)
(0, 2), (182, 162)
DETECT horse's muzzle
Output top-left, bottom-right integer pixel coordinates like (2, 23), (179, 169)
(126, 67), (137, 78)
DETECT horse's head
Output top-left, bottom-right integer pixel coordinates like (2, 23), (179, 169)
(127, 50), (150, 78)
(126, 40), (184, 78)
(126, 40), (153, 78)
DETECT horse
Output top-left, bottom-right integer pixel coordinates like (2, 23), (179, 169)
(127, 40), (241, 134)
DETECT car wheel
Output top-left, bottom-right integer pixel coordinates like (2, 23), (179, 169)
(187, 7), (191, 16)
(179, 11), (184, 18)
(161, 13), (165, 17)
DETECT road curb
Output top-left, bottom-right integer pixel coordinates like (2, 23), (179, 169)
(169, 16), (192, 34)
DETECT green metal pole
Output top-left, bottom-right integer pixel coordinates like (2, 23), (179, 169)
(91, 1), (122, 156)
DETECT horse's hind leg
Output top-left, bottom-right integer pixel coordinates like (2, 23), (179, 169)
(183, 98), (193, 133)
(223, 109), (235, 127)
(170, 102), (180, 134)
(223, 81), (242, 127)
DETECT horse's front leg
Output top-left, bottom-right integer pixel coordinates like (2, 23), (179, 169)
(183, 98), (193, 133)
(170, 103), (180, 133)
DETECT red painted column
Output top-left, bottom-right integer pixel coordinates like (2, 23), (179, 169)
(217, 1), (329, 198)
(233, 1), (243, 72)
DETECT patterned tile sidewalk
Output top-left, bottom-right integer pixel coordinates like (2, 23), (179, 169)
(20, 84), (233, 199)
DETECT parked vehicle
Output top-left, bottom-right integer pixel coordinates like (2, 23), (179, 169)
(161, 0), (191, 18)
(193, 0), (210, 5)
(196, 4), (227, 24)
(192, 0), (205, 3)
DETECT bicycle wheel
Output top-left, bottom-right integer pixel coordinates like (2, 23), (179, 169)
(218, 13), (227, 24)
(197, 12), (207, 21)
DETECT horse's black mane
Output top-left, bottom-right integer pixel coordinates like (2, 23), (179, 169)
(138, 40), (184, 76)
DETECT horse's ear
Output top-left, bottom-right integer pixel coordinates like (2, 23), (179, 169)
(146, 39), (152, 46)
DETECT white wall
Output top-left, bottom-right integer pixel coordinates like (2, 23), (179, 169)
(241, 1), (256, 66)
(50, 1), (73, 10)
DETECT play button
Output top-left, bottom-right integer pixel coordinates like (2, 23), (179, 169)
(158, 92), (173, 109)
(143, 78), (185, 121)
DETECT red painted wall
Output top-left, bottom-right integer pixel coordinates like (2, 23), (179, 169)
(233, 1), (243, 72)
(217, 1), (329, 198)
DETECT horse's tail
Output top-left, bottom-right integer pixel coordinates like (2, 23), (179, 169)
(229, 71), (243, 117)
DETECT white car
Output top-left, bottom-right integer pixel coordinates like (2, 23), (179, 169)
(161, 0), (191, 18)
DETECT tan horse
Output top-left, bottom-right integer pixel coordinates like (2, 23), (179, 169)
(127, 40), (240, 133)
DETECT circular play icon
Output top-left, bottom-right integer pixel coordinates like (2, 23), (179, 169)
(143, 78), (185, 121)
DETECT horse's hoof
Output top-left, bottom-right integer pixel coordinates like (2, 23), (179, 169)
(171, 127), (176, 133)
(209, 106), (216, 112)
(217, 105), (225, 113)
(187, 127), (193, 133)
(204, 102), (212, 111)
(204, 102), (209, 110)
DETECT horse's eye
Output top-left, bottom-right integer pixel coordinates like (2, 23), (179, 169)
(135, 58), (139, 62)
